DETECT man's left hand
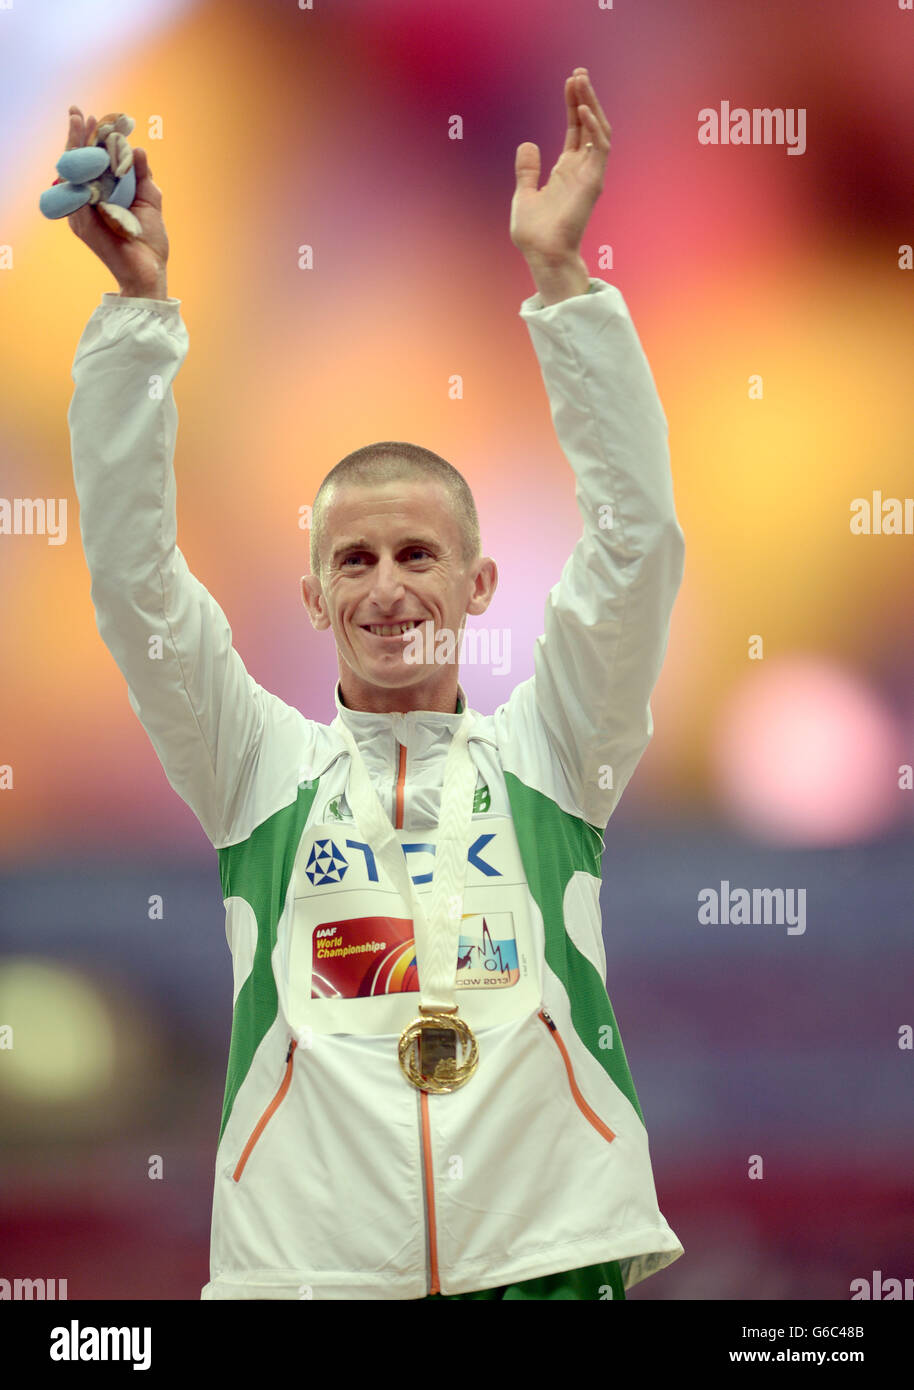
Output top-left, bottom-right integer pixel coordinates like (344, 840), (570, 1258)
(510, 68), (612, 270)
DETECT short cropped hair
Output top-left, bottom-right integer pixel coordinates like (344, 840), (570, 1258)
(310, 441), (482, 583)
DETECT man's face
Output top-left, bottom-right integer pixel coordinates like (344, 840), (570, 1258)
(301, 478), (497, 713)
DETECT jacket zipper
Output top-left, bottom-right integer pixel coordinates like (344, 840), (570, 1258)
(398, 721), (612, 1287)
(420, 1090), (441, 1295)
(232, 1039), (297, 1182)
(393, 737), (441, 1296)
(539, 1008), (616, 1143)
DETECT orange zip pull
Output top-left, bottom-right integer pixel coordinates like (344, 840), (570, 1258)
(538, 1009), (615, 1143)
(232, 1039), (298, 1183)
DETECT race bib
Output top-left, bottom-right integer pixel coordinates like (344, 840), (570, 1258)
(285, 817), (540, 1036)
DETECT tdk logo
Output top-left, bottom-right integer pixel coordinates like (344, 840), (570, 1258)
(305, 835), (501, 887)
(306, 839), (349, 886)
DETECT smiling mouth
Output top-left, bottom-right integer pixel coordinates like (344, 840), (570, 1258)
(361, 619), (423, 638)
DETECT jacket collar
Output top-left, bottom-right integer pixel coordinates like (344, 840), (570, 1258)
(333, 679), (469, 742)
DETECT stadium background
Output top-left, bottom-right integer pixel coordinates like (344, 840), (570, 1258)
(0, 0), (911, 1298)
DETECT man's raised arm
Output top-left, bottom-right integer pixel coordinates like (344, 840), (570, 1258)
(500, 71), (685, 830)
(65, 106), (285, 849)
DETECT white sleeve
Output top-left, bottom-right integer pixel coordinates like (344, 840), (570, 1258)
(494, 278), (686, 830)
(68, 294), (284, 848)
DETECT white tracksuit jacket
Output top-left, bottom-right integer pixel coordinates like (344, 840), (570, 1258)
(69, 276), (686, 1300)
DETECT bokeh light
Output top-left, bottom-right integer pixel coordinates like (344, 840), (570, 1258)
(710, 657), (903, 845)
(0, 958), (117, 1102)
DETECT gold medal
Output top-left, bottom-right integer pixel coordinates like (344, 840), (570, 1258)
(398, 1008), (478, 1093)
(334, 711), (480, 1096)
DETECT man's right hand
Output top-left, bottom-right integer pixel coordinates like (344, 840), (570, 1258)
(65, 105), (170, 300)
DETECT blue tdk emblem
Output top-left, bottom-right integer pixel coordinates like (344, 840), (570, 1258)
(306, 838), (349, 885)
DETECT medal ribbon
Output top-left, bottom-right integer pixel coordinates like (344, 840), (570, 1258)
(335, 707), (477, 1014)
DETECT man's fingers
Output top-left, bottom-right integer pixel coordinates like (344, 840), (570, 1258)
(67, 204), (93, 241)
(65, 106), (100, 150)
(514, 141), (540, 192)
(562, 75), (582, 154)
(66, 105), (84, 150)
(131, 148), (163, 206)
(574, 71), (611, 143)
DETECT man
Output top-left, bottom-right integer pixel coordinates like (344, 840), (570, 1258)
(67, 68), (685, 1300)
